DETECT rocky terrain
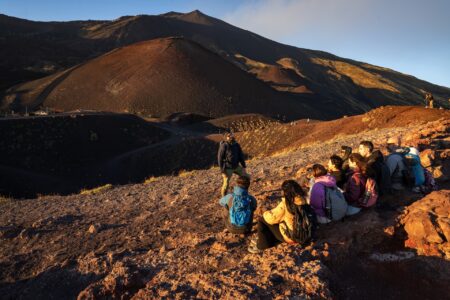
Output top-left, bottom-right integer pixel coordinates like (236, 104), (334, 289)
(2, 11), (450, 117)
(0, 107), (449, 299)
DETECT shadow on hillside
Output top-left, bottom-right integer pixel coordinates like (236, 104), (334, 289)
(0, 266), (99, 300)
(103, 136), (220, 185)
(0, 136), (220, 198)
(327, 252), (450, 300)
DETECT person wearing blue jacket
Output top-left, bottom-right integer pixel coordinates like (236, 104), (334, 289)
(218, 132), (249, 197)
(219, 176), (257, 234)
(405, 147), (426, 192)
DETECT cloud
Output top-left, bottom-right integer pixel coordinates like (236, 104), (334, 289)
(223, 0), (450, 45)
(223, 0), (372, 42)
(222, 0), (450, 87)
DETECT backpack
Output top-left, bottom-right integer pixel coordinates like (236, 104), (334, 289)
(287, 205), (316, 244)
(228, 193), (252, 227)
(393, 153), (416, 188)
(421, 168), (438, 194)
(324, 186), (348, 221)
(358, 177), (378, 207)
(221, 141), (240, 169)
(379, 162), (392, 195)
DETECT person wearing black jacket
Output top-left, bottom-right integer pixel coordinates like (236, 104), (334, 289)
(359, 141), (391, 195)
(340, 145), (352, 172)
(218, 133), (249, 197)
(327, 155), (346, 189)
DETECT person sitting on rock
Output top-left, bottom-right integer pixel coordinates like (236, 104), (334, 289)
(385, 136), (410, 192)
(327, 155), (346, 189)
(344, 153), (368, 216)
(247, 180), (316, 253)
(340, 145), (353, 172)
(404, 147), (425, 193)
(309, 164), (338, 224)
(219, 176), (257, 234)
(298, 166), (315, 200)
(358, 140), (391, 196)
(218, 132), (250, 197)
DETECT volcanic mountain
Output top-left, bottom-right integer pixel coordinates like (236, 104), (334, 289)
(2, 37), (319, 119)
(1, 10), (450, 117)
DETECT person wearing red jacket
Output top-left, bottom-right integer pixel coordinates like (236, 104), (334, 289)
(344, 153), (367, 216)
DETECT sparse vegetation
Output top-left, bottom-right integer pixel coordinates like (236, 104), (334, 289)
(144, 176), (159, 184)
(80, 184), (113, 195)
(0, 196), (11, 205)
(178, 169), (197, 177)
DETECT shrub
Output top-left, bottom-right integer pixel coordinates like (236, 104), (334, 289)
(80, 184), (113, 195)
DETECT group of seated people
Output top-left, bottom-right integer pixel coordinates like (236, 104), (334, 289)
(219, 138), (436, 254)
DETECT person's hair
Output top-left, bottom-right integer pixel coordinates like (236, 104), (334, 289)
(359, 141), (374, 153)
(305, 166), (314, 178)
(340, 145), (352, 159)
(329, 155), (343, 170)
(236, 176), (250, 189)
(312, 164), (328, 178)
(225, 131), (235, 139)
(348, 153), (367, 175)
(281, 180), (306, 214)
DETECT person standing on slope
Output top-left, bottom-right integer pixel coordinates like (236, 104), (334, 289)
(218, 132), (250, 197)
(425, 93), (434, 108)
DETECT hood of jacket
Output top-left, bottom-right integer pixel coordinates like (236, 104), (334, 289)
(408, 147), (420, 156)
(367, 150), (384, 164)
(233, 186), (248, 196)
(314, 175), (337, 187)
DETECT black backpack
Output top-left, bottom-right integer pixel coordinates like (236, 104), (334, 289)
(399, 154), (416, 187)
(287, 205), (316, 244)
(379, 162), (392, 195)
(221, 141), (238, 168)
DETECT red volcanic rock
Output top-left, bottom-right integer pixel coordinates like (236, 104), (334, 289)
(77, 261), (149, 300)
(420, 149), (436, 168)
(401, 191), (450, 258)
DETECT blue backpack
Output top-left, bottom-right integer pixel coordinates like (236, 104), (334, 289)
(228, 193), (252, 226)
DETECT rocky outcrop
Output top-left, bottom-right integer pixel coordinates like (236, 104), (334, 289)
(401, 191), (450, 258)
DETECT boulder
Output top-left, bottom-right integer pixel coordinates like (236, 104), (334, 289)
(419, 149), (436, 168)
(432, 166), (448, 181)
(401, 190), (450, 258)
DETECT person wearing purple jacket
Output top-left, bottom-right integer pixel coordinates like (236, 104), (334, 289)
(309, 164), (337, 224)
(344, 153), (367, 216)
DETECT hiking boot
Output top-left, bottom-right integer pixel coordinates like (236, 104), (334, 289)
(247, 244), (262, 254)
(412, 186), (421, 193)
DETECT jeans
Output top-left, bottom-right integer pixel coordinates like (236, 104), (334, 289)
(346, 205), (361, 216)
(221, 166), (249, 197)
(256, 218), (285, 250)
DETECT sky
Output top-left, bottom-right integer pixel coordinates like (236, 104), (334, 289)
(1, 0), (449, 88)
